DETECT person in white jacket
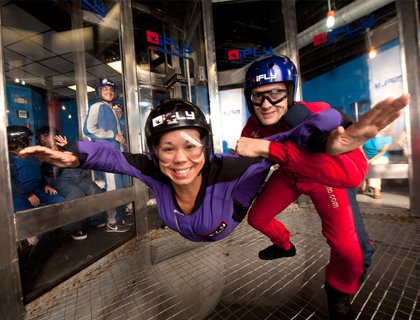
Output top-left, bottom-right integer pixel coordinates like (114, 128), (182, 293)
(83, 78), (130, 232)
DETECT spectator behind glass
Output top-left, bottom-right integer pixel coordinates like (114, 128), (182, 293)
(36, 126), (107, 240)
(83, 78), (131, 232)
(361, 131), (392, 199)
(112, 102), (131, 194)
(7, 125), (64, 245)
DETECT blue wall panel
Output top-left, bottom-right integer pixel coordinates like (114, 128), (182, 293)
(302, 55), (370, 116)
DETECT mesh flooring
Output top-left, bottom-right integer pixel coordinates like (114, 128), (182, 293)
(23, 191), (419, 320)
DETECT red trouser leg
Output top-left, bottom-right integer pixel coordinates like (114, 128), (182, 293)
(247, 169), (299, 250)
(305, 183), (374, 294)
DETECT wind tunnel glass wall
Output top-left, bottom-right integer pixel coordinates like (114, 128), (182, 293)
(2, 0), (134, 303)
(131, 0), (210, 153)
(297, 1), (409, 194)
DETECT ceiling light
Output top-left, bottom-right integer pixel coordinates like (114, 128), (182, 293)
(107, 60), (144, 75)
(326, 11), (335, 28)
(368, 47), (377, 59)
(366, 28), (377, 59)
(107, 60), (122, 74)
(326, 0), (335, 29)
(68, 85), (95, 92)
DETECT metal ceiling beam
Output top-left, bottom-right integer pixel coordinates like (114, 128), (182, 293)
(219, 0), (395, 86)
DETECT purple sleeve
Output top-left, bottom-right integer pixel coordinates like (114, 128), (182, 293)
(264, 108), (342, 151)
(76, 140), (155, 186)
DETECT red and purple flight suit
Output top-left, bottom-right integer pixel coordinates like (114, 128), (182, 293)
(242, 101), (375, 295)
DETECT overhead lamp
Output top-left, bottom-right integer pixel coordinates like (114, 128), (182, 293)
(107, 60), (122, 74)
(326, 0), (335, 29)
(367, 28), (377, 59)
(68, 85), (96, 92)
(368, 47), (377, 59)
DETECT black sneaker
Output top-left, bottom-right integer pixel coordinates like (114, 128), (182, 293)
(325, 282), (355, 320)
(71, 231), (87, 240)
(258, 242), (296, 260)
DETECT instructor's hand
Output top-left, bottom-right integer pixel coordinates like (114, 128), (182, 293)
(326, 93), (410, 156)
(235, 137), (270, 158)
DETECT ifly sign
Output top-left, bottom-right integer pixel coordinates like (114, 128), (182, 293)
(146, 30), (192, 59)
(313, 15), (375, 47)
(228, 47), (273, 63)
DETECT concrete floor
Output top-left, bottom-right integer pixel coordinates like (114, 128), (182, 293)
(22, 186), (419, 320)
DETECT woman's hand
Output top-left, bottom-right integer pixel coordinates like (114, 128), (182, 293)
(19, 146), (80, 168)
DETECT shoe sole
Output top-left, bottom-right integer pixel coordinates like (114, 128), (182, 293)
(105, 228), (129, 233)
(258, 253), (296, 260)
(72, 235), (88, 240)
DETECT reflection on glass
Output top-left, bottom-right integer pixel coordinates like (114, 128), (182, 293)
(297, 3), (408, 197)
(3, 0), (134, 302)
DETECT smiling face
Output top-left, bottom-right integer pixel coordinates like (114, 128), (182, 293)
(100, 85), (115, 103)
(252, 82), (288, 126)
(156, 129), (205, 187)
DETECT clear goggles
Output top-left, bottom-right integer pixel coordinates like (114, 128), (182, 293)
(251, 89), (288, 107)
(156, 131), (205, 164)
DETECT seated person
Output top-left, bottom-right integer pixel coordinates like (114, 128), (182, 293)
(36, 126), (108, 240)
(7, 125), (64, 245)
(361, 133), (392, 199)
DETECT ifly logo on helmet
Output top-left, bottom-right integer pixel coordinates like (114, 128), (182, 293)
(255, 72), (276, 83)
(152, 111), (196, 128)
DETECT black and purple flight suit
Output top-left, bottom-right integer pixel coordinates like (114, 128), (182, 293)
(72, 108), (368, 268)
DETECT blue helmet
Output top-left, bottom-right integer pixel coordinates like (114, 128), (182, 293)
(244, 54), (298, 114)
(96, 78), (116, 101)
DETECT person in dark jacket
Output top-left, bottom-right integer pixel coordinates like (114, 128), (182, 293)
(37, 126), (107, 240)
(7, 125), (64, 245)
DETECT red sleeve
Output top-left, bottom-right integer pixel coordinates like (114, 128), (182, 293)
(268, 140), (367, 188)
(296, 101), (331, 113)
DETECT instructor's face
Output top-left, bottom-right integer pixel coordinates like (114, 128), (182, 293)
(252, 82), (288, 126)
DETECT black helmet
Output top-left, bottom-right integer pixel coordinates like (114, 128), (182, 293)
(7, 125), (33, 148)
(145, 99), (211, 151)
(35, 126), (60, 144)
